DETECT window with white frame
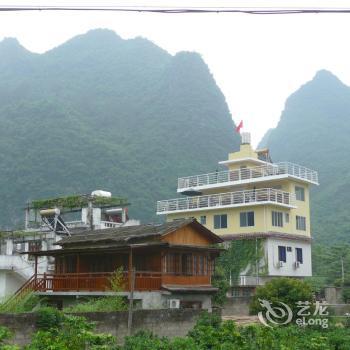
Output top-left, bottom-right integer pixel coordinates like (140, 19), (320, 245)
(240, 211), (255, 227)
(272, 211), (283, 227)
(214, 214), (227, 229)
(296, 216), (306, 231)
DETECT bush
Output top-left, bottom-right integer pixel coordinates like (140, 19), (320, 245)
(36, 307), (64, 330)
(0, 291), (39, 314)
(0, 326), (20, 350)
(28, 312), (118, 350)
(250, 277), (314, 318)
(64, 267), (127, 313)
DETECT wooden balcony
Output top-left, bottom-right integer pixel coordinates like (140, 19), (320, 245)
(27, 271), (211, 293)
(30, 271), (163, 292)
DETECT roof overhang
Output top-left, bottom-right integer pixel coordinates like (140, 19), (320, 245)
(221, 232), (312, 243)
(219, 157), (270, 167)
(162, 284), (218, 294)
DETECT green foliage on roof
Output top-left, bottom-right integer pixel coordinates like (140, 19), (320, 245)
(30, 194), (128, 210)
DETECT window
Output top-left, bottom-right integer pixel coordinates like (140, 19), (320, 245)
(200, 215), (206, 225)
(182, 254), (193, 275)
(296, 216), (306, 231)
(295, 186), (305, 201)
(272, 211), (283, 227)
(285, 213), (290, 223)
(296, 248), (303, 263)
(214, 214), (227, 229)
(278, 246), (287, 263)
(240, 211), (255, 227)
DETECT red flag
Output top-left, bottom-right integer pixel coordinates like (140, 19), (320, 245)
(235, 120), (243, 133)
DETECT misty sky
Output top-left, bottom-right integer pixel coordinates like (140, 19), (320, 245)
(1, 0), (350, 146)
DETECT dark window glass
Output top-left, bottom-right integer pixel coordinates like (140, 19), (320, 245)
(272, 211), (283, 227)
(240, 211), (255, 227)
(278, 246), (286, 263)
(296, 248), (303, 263)
(214, 214), (227, 229)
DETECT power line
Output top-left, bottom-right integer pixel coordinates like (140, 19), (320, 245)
(1, 5), (350, 14)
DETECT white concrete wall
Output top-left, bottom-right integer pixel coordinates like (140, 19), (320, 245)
(266, 238), (312, 277)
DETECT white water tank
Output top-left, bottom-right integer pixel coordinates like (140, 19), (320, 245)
(91, 190), (112, 198)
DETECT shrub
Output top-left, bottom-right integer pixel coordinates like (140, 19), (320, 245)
(0, 291), (39, 314)
(28, 313), (118, 350)
(211, 266), (230, 306)
(0, 326), (20, 350)
(123, 330), (169, 350)
(250, 277), (314, 318)
(36, 307), (64, 330)
(64, 267), (127, 313)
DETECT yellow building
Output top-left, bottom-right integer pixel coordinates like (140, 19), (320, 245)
(157, 132), (318, 287)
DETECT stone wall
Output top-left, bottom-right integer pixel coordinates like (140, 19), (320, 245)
(0, 309), (214, 346)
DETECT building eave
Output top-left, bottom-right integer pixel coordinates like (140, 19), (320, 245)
(221, 231), (312, 243)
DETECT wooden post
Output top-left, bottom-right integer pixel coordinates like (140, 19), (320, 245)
(76, 254), (80, 291)
(128, 248), (133, 290)
(34, 255), (38, 289)
(127, 267), (136, 336)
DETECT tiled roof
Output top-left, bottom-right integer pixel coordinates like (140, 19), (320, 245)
(57, 218), (223, 247)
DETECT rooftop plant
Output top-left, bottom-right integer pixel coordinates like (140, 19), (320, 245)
(30, 194), (128, 210)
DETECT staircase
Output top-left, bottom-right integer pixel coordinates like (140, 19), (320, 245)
(0, 274), (39, 311)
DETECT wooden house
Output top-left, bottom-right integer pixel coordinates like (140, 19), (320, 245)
(21, 219), (223, 309)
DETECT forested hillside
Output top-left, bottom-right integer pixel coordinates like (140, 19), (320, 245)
(0, 29), (239, 228)
(260, 70), (350, 244)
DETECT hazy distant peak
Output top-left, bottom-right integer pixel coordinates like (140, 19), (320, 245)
(0, 37), (27, 52)
(311, 69), (345, 87)
(80, 28), (123, 41)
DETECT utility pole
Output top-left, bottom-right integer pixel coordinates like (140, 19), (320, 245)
(127, 267), (136, 336)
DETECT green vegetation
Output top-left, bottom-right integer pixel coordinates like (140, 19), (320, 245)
(0, 30), (239, 228)
(31, 194), (128, 210)
(1, 310), (350, 349)
(0, 326), (19, 350)
(0, 291), (39, 314)
(28, 309), (118, 350)
(261, 69), (350, 244)
(260, 70), (350, 286)
(217, 239), (266, 283)
(250, 278), (314, 317)
(64, 268), (127, 313)
(312, 244), (350, 287)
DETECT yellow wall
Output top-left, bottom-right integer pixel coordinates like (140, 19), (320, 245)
(166, 180), (311, 238)
(166, 141), (313, 239)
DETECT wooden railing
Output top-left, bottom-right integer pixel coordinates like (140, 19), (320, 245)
(31, 271), (163, 292)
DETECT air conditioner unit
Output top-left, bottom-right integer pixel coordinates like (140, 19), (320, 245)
(47, 264), (55, 271)
(294, 261), (300, 269)
(168, 299), (180, 309)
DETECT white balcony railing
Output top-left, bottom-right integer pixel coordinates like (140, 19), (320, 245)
(157, 188), (295, 214)
(177, 162), (318, 190)
(100, 221), (123, 228)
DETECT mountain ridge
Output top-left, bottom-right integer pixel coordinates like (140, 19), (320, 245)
(0, 29), (240, 228)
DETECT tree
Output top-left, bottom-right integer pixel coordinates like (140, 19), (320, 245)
(250, 277), (313, 318)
